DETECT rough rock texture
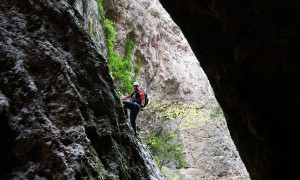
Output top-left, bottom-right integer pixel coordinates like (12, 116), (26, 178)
(105, 0), (249, 179)
(104, 0), (214, 103)
(71, 0), (107, 58)
(139, 101), (249, 180)
(0, 0), (163, 179)
(179, 119), (249, 180)
(159, 0), (300, 179)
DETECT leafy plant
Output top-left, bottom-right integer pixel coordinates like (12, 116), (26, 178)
(146, 132), (187, 170)
(96, 0), (105, 16)
(140, 100), (222, 172)
(104, 19), (136, 94)
(123, 35), (135, 64)
(93, 0), (138, 95)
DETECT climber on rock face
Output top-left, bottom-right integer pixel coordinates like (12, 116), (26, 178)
(121, 82), (145, 137)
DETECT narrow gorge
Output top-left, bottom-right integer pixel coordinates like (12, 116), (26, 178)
(2, 0), (298, 180)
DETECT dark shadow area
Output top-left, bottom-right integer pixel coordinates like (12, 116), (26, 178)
(0, 113), (17, 178)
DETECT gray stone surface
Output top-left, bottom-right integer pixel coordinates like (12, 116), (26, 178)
(105, 0), (214, 103)
(0, 0), (162, 179)
(107, 0), (249, 179)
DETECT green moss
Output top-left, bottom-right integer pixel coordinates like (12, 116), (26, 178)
(104, 19), (137, 95)
(77, 147), (107, 180)
(144, 101), (211, 130)
(88, 18), (94, 38)
(133, 56), (142, 81)
(90, 148), (106, 177)
(111, 138), (130, 178)
(210, 105), (224, 120)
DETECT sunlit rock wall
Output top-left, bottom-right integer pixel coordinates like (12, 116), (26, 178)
(178, 119), (249, 180)
(103, 0), (249, 179)
(104, 0), (214, 103)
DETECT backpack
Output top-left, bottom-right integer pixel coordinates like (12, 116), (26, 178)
(143, 91), (149, 107)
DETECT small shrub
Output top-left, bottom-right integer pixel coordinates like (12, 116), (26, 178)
(146, 132), (187, 170)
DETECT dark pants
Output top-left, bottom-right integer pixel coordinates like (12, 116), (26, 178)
(122, 101), (140, 135)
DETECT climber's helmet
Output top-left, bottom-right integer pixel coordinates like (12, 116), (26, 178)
(133, 82), (139, 87)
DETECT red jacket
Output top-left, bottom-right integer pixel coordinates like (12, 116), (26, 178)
(124, 87), (145, 105)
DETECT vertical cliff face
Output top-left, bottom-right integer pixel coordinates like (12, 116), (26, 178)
(0, 0), (162, 179)
(159, 0), (300, 179)
(103, 0), (249, 179)
(71, 0), (107, 58)
(104, 0), (214, 103)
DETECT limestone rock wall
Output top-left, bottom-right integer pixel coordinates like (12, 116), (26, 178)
(179, 119), (249, 180)
(104, 0), (214, 103)
(72, 0), (107, 58)
(104, 0), (249, 179)
(0, 0), (162, 179)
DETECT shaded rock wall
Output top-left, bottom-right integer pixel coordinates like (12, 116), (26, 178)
(159, 0), (300, 179)
(71, 0), (107, 58)
(0, 0), (162, 179)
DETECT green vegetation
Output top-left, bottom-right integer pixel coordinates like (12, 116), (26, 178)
(142, 101), (200, 170)
(210, 104), (224, 120)
(146, 132), (186, 170)
(133, 56), (142, 80)
(96, 0), (105, 16)
(93, 0), (138, 95)
(111, 138), (131, 179)
(161, 168), (186, 180)
(90, 148), (106, 177)
(141, 100), (224, 172)
(142, 100), (210, 132)
(88, 18), (94, 38)
(123, 33), (135, 64)
(77, 147), (107, 180)
(104, 19), (136, 94)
